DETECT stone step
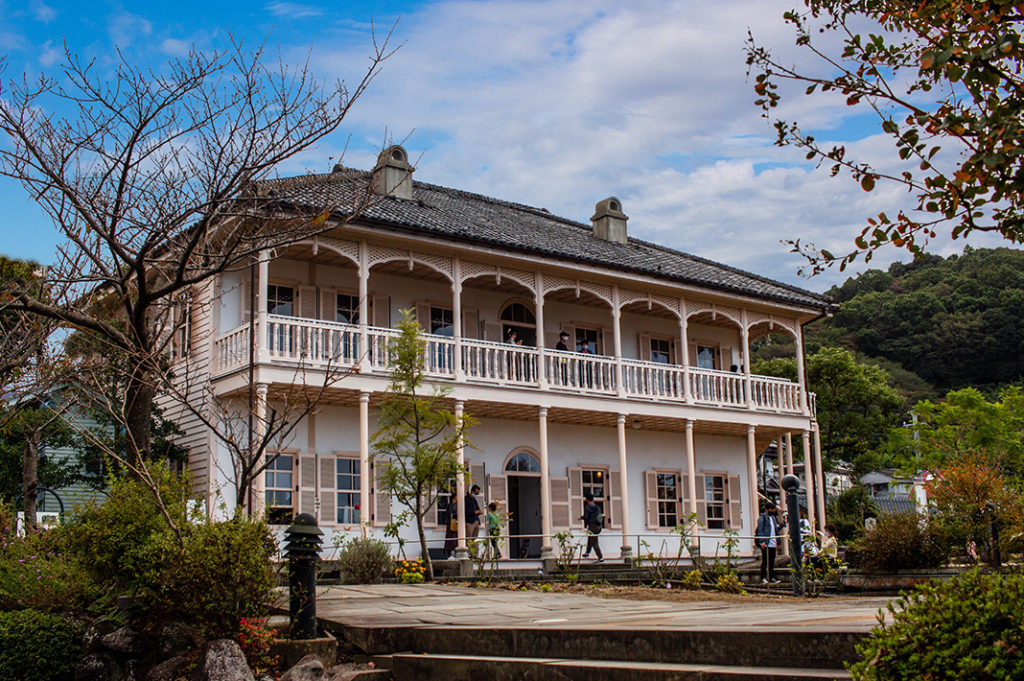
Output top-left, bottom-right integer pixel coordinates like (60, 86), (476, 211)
(331, 625), (861, 671)
(390, 653), (851, 681)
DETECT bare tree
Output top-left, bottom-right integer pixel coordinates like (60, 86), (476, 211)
(0, 34), (397, 467)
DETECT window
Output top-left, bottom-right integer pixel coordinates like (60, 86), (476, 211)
(336, 457), (361, 524)
(171, 294), (192, 360)
(335, 293), (360, 324)
(500, 302), (536, 345)
(582, 468), (606, 521)
(704, 474), (726, 530)
(650, 337), (672, 364)
(575, 326), (601, 354)
(430, 306), (454, 336)
(505, 451), (540, 472)
(265, 454), (294, 524)
(267, 285), (295, 316)
(656, 472), (679, 527)
(695, 345), (716, 370)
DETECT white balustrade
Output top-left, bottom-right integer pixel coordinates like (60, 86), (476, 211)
(213, 316), (807, 415)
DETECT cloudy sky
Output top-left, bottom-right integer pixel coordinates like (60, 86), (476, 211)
(0, 0), (1011, 292)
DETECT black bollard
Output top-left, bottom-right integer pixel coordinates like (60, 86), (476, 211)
(781, 474), (803, 596)
(285, 513), (323, 640)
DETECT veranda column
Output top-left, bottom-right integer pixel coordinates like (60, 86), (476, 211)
(679, 299), (691, 403)
(784, 432), (794, 476)
(251, 382), (269, 515)
(795, 328), (809, 413)
(813, 423), (827, 530)
(746, 425), (758, 539)
(616, 414), (632, 560)
(535, 272), (548, 389)
(455, 400), (469, 559)
(257, 250), (270, 363)
(775, 439), (789, 557)
(802, 429), (816, 531)
(538, 406), (554, 559)
(612, 286), (625, 397)
(359, 392), (370, 537)
(684, 418), (698, 546)
(358, 241), (370, 371)
(452, 257), (464, 381)
(741, 310), (753, 409)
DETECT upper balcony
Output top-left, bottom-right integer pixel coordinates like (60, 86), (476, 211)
(212, 315), (811, 417)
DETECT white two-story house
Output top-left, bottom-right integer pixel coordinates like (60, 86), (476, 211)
(166, 145), (833, 563)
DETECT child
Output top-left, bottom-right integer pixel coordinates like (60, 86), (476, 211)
(486, 502), (503, 559)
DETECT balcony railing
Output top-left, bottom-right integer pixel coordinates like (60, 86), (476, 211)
(213, 316), (810, 415)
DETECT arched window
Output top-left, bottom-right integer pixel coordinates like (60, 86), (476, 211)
(499, 302), (536, 346)
(505, 450), (540, 473)
(500, 303), (536, 324)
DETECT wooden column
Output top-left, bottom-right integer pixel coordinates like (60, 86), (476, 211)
(802, 429), (816, 531)
(813, 424), (827, 530)
(679, 299), (691, 403)
(256, 250), (270, 363)
(452, 258), (464, 380)
(539, 406), (553, 558)
(358, 240), (370, 371)
(359, 392), (370, 537)
(535, 272), (548, 389)
(746, 425), (758, 538)
(613, 286), (625, 397)
(616, 414), (632, 560)
(684, 418), (698, 546)
(455, 400), (469, 559)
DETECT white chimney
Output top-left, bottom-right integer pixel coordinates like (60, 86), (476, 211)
(591, 197), (628, 244)
(372, 145), (414, 200)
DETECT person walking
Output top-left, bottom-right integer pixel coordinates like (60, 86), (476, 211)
(486, 502), (503, 559)
(755, 502), (782, 583)
(580, 493), (604, 563)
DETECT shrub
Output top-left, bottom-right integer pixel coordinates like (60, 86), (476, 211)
(680, 570), (703, 590)
(850, 570), (1024, 680)
(714, 573), (743, 594)
(854, 513), (949, 573)
(0, 527), (98, 612)
(143, 517), (276, 637)
(236, 617), (278, 675)
(336, 536), (393, 584)
(0, 609), (83, 681)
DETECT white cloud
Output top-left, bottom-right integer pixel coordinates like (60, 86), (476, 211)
(160, 38), (191, 57)
(108, 13), (152, 47)
(31, 0), (55, 22)
(265, 2), (323, 18)
(38, 39), (60, 66)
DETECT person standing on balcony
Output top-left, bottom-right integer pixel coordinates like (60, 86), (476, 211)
(555, 331), (571, 385)
(555, 331), (570, 351)
(756, 502), (782, 584)
(580, 493), (605, 563)
(578, 337), (595, 388)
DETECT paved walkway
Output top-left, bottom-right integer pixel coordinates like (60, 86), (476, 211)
(315, 584), (892, 632)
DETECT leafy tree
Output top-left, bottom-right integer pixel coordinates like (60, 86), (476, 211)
(826, 484), (877, 541)
(371, 310), (473, 582)
(747, 1), (1024, 273)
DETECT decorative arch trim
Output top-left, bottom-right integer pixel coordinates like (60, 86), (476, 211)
(366, 245), (454, 282)
(542, 276), (614, 307)
(460, 261), (536, 294)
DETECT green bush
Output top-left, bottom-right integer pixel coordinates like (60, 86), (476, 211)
(0, 529), (98, 612)
(142, 517), (276, 638)
(850, 570), (1024, 680)
(336, 536), (393, 584)
(854, 513), (949, 573)
(0, 610), (83, 681)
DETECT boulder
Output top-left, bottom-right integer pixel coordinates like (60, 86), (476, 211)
(100, 626), (151, 657)
(195, 639), (255, 681)
(83, 620), (118, 654)
(280, 654), (325, 681)
(145, 656), (186, 681)
(75, 652), (124, 681)
(157, 621), (202, 657)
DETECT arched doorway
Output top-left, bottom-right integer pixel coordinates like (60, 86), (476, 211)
(505, 449), (542, 559)
(500, 302), (536, 346)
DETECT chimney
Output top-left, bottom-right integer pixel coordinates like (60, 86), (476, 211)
(372, 145), (414, 200)
(591, 197), (628, 244)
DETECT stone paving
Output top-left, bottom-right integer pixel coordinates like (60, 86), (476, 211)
(315, 584), (893, 632)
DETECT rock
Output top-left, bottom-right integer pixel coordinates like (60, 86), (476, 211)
(123, 659), (152, 681)
(76, 652), (124, 681)
(83, 620), (118, 653)
(280, 654), (325, 681)
(144, 656), (186, 681)
(195, 639), (255, 681)
(157, 621), (202, 657)
(100, 626), (151, 656)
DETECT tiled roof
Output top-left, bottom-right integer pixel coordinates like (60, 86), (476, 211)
(257, 170), (833, 310)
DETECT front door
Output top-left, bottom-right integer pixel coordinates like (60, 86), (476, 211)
(507, 475), (542, 559)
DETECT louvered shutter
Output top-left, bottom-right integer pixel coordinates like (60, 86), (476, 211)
(319, 288), (337, 321)
(644, 470), (658, 528)
(241, 280), (252, 324)
(415, 302), (431, 331)
(609, 470), (623, 529)
(319, 455), (336, 526)
(728, 474), (743, 530)
(483, 321), (503, 342)
(550, 477), (570, 527)
(638, 334), (652, 361)
(696, 472), (708, 527)
(372, 460), (391, 526)
(688, 343), (698, 367)
(487, 474), (509, 557)
(299, 286), (316, 319)
(298, 454), (316, 516)
(372, 296), (390, 328)
(722, 345), (736, 372)
(469, 461), (486, 497)
(462, 308), (479, 339)
(568, 467), (583, 526)
(680, 470), (690, 523)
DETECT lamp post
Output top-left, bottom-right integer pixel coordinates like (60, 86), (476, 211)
(781, 474), (803, 596)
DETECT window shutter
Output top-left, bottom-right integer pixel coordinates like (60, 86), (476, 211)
(241, 280), (252, 324)
(680, 469), (690, 522)
(696, 472), (708, 527)
(469, 461), (486, 496)
(415, 302), (431, 331)
(568, 467), (583, 525)
(550, 477), (570, 527)
(644, 470), (658, 528)
(728, 474), (743, 529)
(487, 474), (508, 557)
(425, 490), (440, 528)
(372, 296), (390, 328)
(319, 455), (336, 526)
(462, 308), (479, 339)
(299, 454), (316, 517)
(688, 343), (698, 367)
(638, 334), (652, 361)
(609, 470), (623, 529)
(483, 321), (503, 342)
(372, 460), (391, 526)
(319, 288), (337, 321)
(299, 286), (317, 319)
(722, 345), (735, 371)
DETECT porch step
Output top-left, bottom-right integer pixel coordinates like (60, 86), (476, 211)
(390, 652), (850, 681)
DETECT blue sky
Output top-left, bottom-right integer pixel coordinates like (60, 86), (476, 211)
(0, 0), (1012, 292)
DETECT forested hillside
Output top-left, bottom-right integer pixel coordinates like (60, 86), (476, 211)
(808, 247), (1024, 393)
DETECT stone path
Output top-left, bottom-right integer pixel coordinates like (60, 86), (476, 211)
(315, 584), (892, 632)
